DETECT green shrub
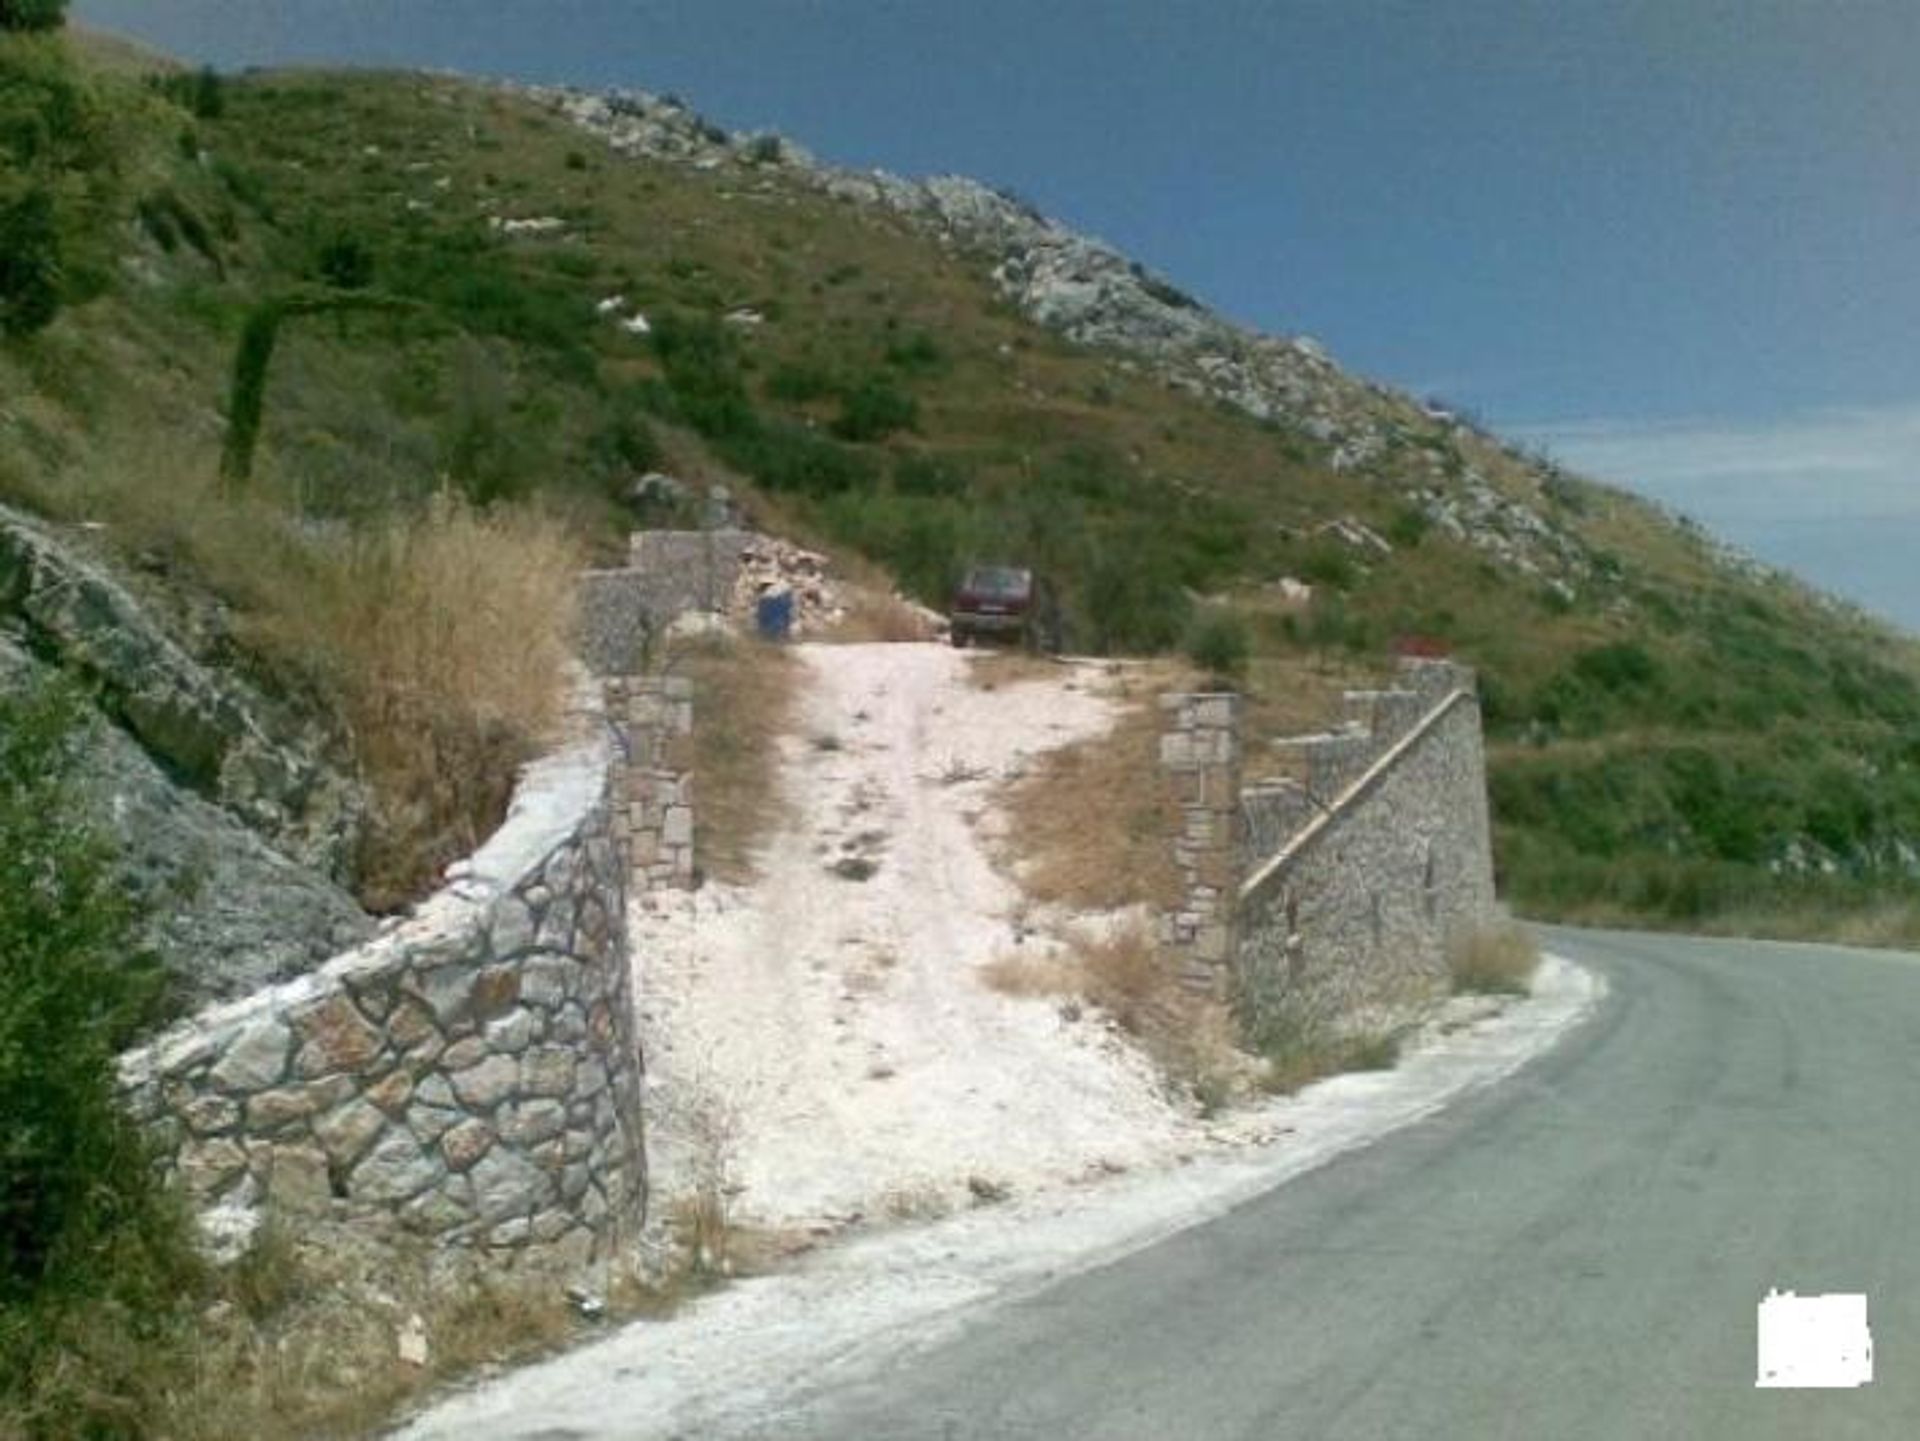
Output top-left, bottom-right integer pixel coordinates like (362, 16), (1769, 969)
(883, 330), (946, 373)
(214, 157), (274, 218)
(831, 376), (918, 442)
(588, 402), (662, 477)
(718, 421), (874, 498)
(1305, 593), (1371, 653)
(892, 450), (970, 499)
(0, 184), (60, 335)
(135, 191), (180, 251)
(146, 65), (224, 119)
(0, 33), (118, 334)
(1183, 605), (1251, 683)
(764, 358), (838, 404)
(1384, 505), (1430, 548)
(0, 0), (65, 32)
(315, 230), (376, 290)
(0, 680), (193, 1398)
(1572, 640), (1660, 692)
(650, 309), (758, 439)
(135, 188), (218, 267)
(385, 223), (592, 372)
(1078, 543), (1190, 654)
(1297, 541), (1356, 589)
(817, 490), (968, 603)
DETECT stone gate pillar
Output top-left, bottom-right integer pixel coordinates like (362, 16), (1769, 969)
(1158, 691), (1243, 997)
(617, 676), (695, 893)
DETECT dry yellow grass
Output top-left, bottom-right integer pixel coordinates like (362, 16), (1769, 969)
(256, 493), (585, 908)
(1446, 919), (1541, 995)
(824, 584), (940, 642)
(977, 947), (1083, 999)
(1239, 653), (1386, 752)
(979, 926), (1251, 1111)
(962, 650), (1063, 691)
(1258, 1024), (1404, 1096)
(995, 666), (1189, 913)
(5, 435), (587, 910)
(6, 1217), (681, 1441)
(670, 635), (801, 883)
(1076, 926), (1167, 1035)
(1246, 986), (1410, 1096)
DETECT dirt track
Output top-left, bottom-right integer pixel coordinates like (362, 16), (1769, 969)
(631, 642), (1188, 1234)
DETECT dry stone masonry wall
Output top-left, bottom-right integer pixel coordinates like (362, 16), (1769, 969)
(576, 530), (755, 676)
(1161, 659), (1497, 1037)
(1236, 662), (1496, 1033)
(116, 719), (644, 1275)
(628, 528), (758, 618)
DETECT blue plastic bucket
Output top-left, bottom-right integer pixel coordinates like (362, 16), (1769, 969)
(755, 590), (796, 640)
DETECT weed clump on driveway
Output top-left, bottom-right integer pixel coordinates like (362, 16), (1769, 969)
(1447, 920), (1540, 996)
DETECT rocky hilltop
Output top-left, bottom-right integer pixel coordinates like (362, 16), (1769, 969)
(540, 84), (1608, 600)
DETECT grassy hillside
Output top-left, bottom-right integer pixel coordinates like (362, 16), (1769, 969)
(7, 33), (1920, 941)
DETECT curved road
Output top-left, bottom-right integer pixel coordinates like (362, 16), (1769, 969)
(752, 929), (1920, 1439)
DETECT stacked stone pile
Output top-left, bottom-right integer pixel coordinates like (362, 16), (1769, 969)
(729, 535), (846, 634)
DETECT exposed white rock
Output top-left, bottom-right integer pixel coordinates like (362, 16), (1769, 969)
(489, 215), (566, 237)
(197, 1200), (262, 1266)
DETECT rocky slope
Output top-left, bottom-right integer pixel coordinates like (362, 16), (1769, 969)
(10, 43), (1920, 955)
(539, 84), (1604, 600)
(0, 507), (370, 1006)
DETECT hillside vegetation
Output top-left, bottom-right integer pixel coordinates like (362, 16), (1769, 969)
(10, 17), (1920, 1436)
(6, 27), (1920, 948)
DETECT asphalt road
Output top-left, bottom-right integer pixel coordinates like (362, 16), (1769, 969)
(753, 929), (1920, 1440)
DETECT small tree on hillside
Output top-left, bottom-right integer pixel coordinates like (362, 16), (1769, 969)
(0, 26), (116, 336)
(0, 186), (61, 335)
(0, 0), (67, 32)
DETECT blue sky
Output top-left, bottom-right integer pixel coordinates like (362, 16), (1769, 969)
(72, 1), (1920, 627)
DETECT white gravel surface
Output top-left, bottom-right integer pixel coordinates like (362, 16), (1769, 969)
(631, 641), (1191, 1235)
(399, 957), (1602, 1440)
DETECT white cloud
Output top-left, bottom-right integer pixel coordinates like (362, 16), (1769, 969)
(1511, 402), (1920, 524)
(1510, 400), (1920, 631)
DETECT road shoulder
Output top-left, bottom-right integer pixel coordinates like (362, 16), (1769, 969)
(399, 953), (1604, 1440)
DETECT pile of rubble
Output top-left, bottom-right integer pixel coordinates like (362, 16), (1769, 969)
(728, 535), (846, 635)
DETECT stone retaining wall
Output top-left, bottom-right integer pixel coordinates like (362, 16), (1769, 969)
(1160, 659), (1497, 1038)
(627, 528), (757, 612)
(576, 530), (756, 677)
(116, 711), (644, 1275)
(1236, 671), (1496, 1035)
